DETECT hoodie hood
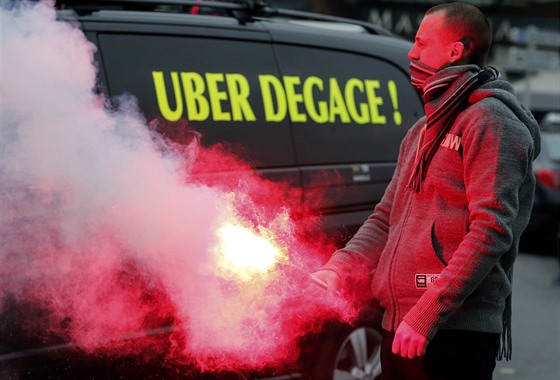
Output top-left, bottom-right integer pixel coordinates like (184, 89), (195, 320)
(469, 79), (541, 159)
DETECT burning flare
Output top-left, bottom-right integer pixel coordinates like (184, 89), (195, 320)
(213, 223), (288, 282)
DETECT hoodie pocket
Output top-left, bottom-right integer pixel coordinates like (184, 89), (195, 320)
(387, 218), (447, 302)
(432, 215), (469, 266)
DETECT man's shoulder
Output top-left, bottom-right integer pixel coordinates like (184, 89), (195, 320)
(457, 95), (537, 150)
(461, 93), (524, 127)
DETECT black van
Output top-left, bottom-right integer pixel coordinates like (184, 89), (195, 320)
(1, 1), (423, 379)
(66, 0), (423, 241)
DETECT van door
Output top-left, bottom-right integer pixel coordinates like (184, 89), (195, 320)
(269, 31), (423, 236)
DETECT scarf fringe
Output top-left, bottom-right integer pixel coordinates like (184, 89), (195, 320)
(498, 322), (512, 361)
(498, 288), (513, 361)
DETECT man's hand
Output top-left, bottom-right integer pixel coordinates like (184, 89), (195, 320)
(309, 270), (341, 293)
(392, 321), (429, 358)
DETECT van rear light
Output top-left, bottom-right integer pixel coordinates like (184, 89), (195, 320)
(535, 168), (560, 191)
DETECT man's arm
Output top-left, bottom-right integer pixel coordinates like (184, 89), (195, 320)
(312, 128), (416, 291)
(402, 101), (535, 343)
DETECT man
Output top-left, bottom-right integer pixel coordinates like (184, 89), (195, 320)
(311, 2), (541, 379)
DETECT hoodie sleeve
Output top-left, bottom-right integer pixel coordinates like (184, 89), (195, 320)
(403, 95), (538, 340)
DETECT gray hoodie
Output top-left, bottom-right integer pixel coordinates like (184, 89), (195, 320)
(322, 67), (541, 359)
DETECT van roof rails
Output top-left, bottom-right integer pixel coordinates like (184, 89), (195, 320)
(55, 0), (390, 34)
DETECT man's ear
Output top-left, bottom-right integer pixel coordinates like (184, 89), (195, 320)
(449, 41), (466, 63)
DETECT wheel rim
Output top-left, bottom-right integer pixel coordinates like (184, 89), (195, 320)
(332, 327), (382, 380)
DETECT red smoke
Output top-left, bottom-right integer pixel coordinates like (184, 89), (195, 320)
(1, 139), (356, 376)
(0, 2), (361, 377)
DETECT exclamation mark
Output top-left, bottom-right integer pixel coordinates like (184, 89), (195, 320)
(388, 80), (402, 126)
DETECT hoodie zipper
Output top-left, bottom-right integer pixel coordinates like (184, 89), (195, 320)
(387, 190), (415, 329)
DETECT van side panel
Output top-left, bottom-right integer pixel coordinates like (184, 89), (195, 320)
(94, 21), (424, 240)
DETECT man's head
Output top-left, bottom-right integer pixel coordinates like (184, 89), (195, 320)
(408, 2), (492, 70)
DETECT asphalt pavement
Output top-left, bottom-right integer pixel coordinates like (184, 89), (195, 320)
(494, 251), (560, 380)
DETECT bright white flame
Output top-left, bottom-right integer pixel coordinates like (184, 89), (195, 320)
(214, 224), (284, 281)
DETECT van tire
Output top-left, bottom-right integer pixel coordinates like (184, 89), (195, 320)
(310, 324), (382, 380)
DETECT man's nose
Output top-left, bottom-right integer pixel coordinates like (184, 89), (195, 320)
(408, 45), (418, 60)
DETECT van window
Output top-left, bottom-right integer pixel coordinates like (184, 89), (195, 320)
(274, 44), (422, 165)
(97, 33), (296, 168)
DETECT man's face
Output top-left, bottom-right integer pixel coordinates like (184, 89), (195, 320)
(408, 11), (458, 70)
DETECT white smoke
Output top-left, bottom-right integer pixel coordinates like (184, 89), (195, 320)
(0, 1), (349, 374)
(0, 0), (225, 354)
(0, 0), (222, 291)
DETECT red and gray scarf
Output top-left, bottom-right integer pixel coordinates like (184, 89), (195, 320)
(408, 63), (499, 192)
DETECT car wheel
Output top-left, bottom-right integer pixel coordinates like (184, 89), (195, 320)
(310, 325), (382, 380)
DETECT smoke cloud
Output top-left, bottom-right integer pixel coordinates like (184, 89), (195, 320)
(0, 1), (359, 376)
